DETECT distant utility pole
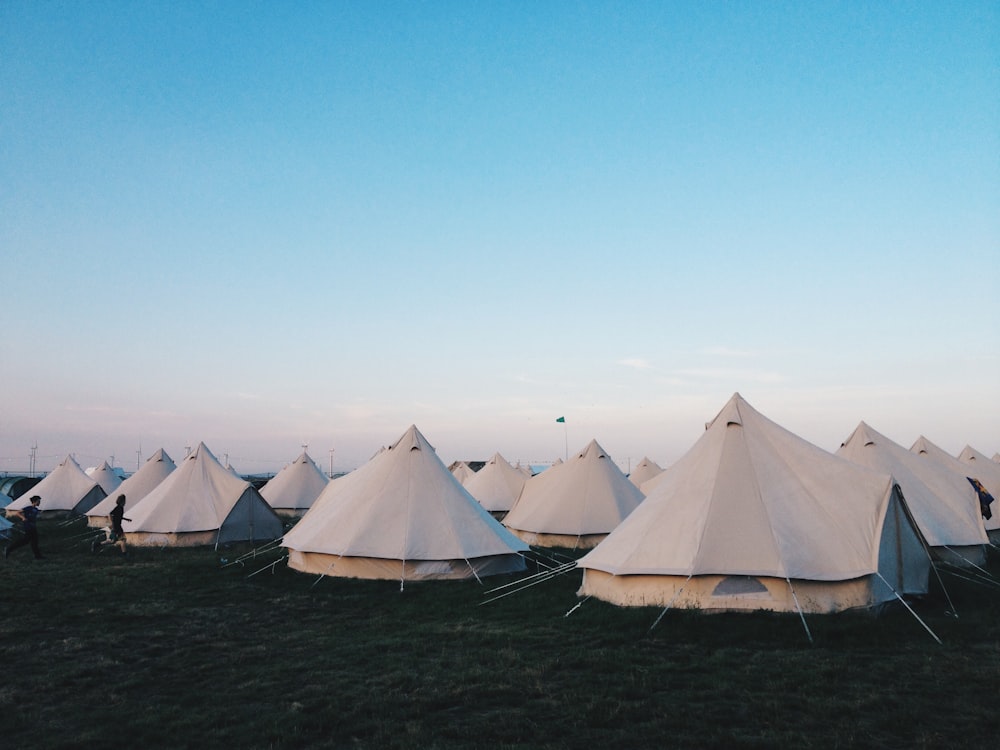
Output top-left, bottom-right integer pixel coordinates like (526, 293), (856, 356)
(136, 444), (142, 471)
(329, 448), (335, 479)
(29, 443), (37, 477)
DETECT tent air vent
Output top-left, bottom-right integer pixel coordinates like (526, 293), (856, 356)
(712, 576), (768, 596)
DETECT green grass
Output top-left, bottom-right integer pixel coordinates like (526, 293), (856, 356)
(2, 519), (999, 749)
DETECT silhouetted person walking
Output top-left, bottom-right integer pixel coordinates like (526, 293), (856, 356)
(4, 495), (43, 560)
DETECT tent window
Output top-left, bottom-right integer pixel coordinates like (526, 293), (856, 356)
(712, 576), (768, 596)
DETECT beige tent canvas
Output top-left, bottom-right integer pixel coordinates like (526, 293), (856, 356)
(5, 454), (105, 515)
(260, 451), (330, 518)
(123, 442), (282, 547)
(283, 425), (528, 582)
(578, 394), (930, 614)
(86, 449), (176, 527)
(628, 456), (663, 488)
(463, 452), (528, 517)
(86, 461), (123, 496)
(837, 423), (988, 566)
(911, 437), (1000, 541)
(449, 461), (477, 485)
(503, 439), (645, 549)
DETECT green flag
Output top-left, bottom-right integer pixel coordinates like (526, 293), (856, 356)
(556, 416), (565, 423)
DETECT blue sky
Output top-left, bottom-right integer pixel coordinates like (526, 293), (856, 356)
(2, 1), (998, 475)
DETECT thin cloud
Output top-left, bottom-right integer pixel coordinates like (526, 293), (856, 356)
(699, 346), (756, 358)
(618, 358), (654, 370)
(674, 368), (787, 384)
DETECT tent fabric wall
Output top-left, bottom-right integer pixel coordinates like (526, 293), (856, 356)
(577, 394), (930, 614)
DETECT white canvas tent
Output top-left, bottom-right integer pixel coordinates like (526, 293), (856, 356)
(463, 452), (528, 517)
(123, 442), (283, 547)
(260, 451), (330, 518)
(578, 394), (930, 614)
(628, 456), (663, 488)
(85, 449), (176, 527)
(86, 461), (123, 496)
(5, 455), (106, 515)
(449, 461), (477, 485)
(911, 437), (1000, 542)
(503, 439), (645, 549)
(837, 423), (988, 565)
(283, 425), (528, 582)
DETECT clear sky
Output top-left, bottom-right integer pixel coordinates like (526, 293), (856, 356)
(2, 1), (998, 476)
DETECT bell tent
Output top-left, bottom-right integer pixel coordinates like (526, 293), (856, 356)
(86, 461), (123, 496)
(463, 452), (528, 518)
(628, 456), (664, 488)
(123, 442), (282, 547)
(283, 425), (528, 582)
(503, 439), (645, 549)
(577, 394), (931, 614)
(260, 451), (330, 518)
(86, 449), (176, 527)
(5, 455), (105, 515)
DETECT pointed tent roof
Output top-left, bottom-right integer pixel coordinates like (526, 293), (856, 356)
(86, 461), (123, 495)
(580, 394), (906, 580)
(911, 437), (999, 534)
(958, 445), (1000, 498)
(837, 422), (987, 548)
(463, 452), (528, 513)
(123, 442), (280, 538)
(260, 451), (330, 513)
(503, 439), (644, 539)
(628, 456), (663, 488)
(86, 449), (176, 521)
(6, 455), (105, 514)
(283, 425), (528, 563)
(450, 461), (477, 485)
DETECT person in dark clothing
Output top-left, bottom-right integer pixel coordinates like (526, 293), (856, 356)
(92, 494), (131, 555)
(4, 495), (43, 560)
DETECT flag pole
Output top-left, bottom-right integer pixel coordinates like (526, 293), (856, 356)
(556, 416), (567, 460)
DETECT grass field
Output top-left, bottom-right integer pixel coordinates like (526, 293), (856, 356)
(2, 519), (999, 749)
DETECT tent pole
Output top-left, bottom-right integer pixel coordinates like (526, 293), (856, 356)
(929, 562), (959, 617)
(876, 572), (942, 645)
(785, 577), (814, 644)
(465, 558), (483, 585)
(649, 574), (693, 632)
